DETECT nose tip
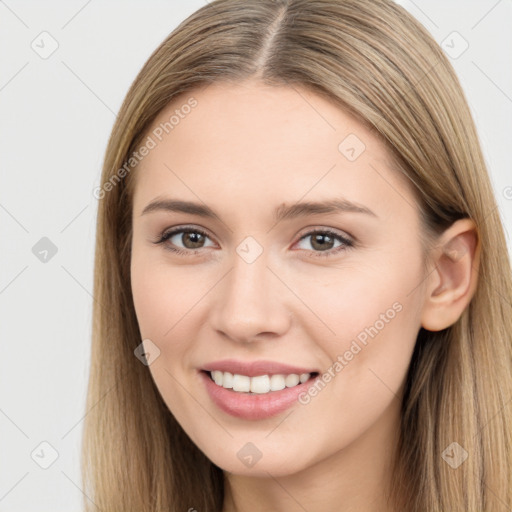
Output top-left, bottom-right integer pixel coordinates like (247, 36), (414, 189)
(209, 257), (292, 344)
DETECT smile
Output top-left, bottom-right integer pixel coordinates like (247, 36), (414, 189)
(199, 369), (320, 420)
(209, 370), (314, 394)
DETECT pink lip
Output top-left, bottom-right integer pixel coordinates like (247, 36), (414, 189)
(199, 368), (320, 421)
(201, 359), (318, 377)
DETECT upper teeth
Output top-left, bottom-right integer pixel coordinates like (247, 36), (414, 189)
(210, 370), (311, 394)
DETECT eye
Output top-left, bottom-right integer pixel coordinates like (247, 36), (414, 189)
(152, 226), (354, 258)
(152, 226), (216, 255)
(294, 229), (354, 257)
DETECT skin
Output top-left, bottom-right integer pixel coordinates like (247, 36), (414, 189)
(130, 80), (479, 512)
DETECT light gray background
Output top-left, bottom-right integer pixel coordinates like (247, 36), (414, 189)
(0, 1), (511, 510)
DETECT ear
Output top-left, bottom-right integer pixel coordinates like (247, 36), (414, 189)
(421, 218), (480, 332)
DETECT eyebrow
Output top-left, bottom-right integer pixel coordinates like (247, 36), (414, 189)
(140, 197), (377, 222)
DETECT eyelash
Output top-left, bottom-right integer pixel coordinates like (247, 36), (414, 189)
(152, 225), (354, 258)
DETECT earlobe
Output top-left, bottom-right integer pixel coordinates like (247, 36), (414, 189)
(421, 219), (480, 332)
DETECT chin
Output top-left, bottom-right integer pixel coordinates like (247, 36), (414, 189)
(198, 438), (317, 478)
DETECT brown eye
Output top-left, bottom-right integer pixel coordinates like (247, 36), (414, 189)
(310, 233), (336, 251)
(179, 231), (207, 249)
(155, 227), (216, 254)
(295, 229), (354, 257)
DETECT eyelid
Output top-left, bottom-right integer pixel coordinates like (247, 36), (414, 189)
(157, 224), (353, 242)
(153, 224), (355, 256)
(158, 224), (215, 240)
(290, 227), (354, 257)
(154, 224), (217, 247)
(294, 225), (353, 242)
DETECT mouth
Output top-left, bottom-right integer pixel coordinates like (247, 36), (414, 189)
(199, 368), (320, 420)
(201, 369), (320, 395)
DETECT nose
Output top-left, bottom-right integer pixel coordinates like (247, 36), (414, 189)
(209, 251), (292, 344)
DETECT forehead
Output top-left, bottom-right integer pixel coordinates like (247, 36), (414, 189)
(131, 80), (416, 221)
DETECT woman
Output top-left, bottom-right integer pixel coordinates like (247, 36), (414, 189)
(83, 0), (512, 510)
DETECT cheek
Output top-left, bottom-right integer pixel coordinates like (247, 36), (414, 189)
(331, 312), (418, 398)
(130, 265), (166, 339)
(130, 255), (218, 392)
(130, 254), (203, 340)
(130, 257), (199, 413)
(298, 255), (423, 399)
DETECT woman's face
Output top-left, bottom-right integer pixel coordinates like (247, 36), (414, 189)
(130, 80), (429, 476)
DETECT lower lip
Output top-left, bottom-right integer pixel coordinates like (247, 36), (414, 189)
(199, 370), (318, 420)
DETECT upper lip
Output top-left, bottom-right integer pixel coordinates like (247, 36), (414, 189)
(201, 359), (319, 377)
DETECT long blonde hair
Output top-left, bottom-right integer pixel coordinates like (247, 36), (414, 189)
(82, 0), (512, 510)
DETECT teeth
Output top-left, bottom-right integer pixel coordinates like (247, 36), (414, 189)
(250, 375), (270, 394)
(222, 371), (234, 388)
(232, 373), (250, 392)
(270, 374), (286, 391)
(212, 370), (223, 386)
(210, 371), (311, 394)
